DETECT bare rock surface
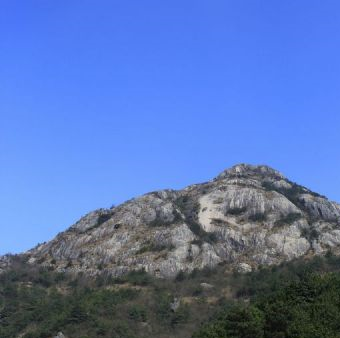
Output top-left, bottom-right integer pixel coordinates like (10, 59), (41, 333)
(53, 333), (66, 338)
(8, 164), (340, 278)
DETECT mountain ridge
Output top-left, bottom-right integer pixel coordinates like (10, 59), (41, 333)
(3, 164), (340, 278)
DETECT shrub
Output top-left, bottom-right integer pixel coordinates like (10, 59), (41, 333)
(136, 242), (174, 254)
(96, 213), (112, 226)
(175, 271), (186, 282)
(226, 207), (247, 215)
(128, 305), (147, 322)
(249, 213), (267, 222)
(115, 269), (153, 286)
(274, 213), (302, 227)
(301, 227), (320, 242)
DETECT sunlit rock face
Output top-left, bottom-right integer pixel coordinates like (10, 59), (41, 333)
(22, 164), (340, 278)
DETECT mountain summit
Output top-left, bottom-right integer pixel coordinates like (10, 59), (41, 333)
(22, 164), (340, 278)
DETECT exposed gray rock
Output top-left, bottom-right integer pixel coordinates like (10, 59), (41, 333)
(298, 194), (340, 222)
(53, 332), (66, 338)
(216, 164), (285, 181)
(200, 282), (214, 289)
(170, 297), (181, 312)
(236, 263), (252, 273)
(0, 255), (12, 274)
(8, 163), (338, 278)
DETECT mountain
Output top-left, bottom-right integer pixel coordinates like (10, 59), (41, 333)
(20, 163), (340, 278)
(1, 164), (340, 338)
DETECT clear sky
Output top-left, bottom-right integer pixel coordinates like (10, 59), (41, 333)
(1, 1), (339, 255)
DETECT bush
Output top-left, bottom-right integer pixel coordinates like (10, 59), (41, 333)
(136, 242), (174, 254)
(226, 207), (247, 215)
(274, 212), (302, 226)
(193, 305), (264, 338)
(194, 273), (340, 338)
(249, 213), (267, 222)
(128, 305), (147, 322)
(301, 227), (320, 242)
(115, 269), (153, 286)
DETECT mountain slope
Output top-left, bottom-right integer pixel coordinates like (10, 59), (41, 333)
(25, 164), (340, 278)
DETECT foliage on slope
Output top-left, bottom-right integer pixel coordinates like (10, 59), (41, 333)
(193, 253), (340, 338)
(2, 254), (340, 338)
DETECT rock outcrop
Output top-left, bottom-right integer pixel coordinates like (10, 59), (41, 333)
(53, 332), (66, 338)
(0, 255), (12, 274)
(20, 164), (340, 277)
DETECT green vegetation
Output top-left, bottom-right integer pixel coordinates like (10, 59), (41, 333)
(96, 214), (112, 226)
(2, 254), (340, 338)
(193, 305), (265, 338)
(211, 218), (229, 227)
(113, 269), (154, 286)
(249, 212), (267, 222)
(274, 212), (302, 227)
(301, 226), (320, 242)
(226, 207), (247, 216)
(136, 242), (174, 254)
(193, 272), (340, 338)
(0, 258), (227, 338)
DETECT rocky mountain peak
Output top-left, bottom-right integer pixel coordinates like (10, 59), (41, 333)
(15, 164), (340, 278)
(215, 163), (285, 181)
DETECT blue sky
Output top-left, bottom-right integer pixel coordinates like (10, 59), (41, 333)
(1, 1), (339, 254)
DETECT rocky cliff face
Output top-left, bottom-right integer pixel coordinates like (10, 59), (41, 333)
(24, 164), (340, 278)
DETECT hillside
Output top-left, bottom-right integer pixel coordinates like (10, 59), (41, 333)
(1, 163), (340, 338)
(2, 253), (340, 338)
(21, 163), (340, 278)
